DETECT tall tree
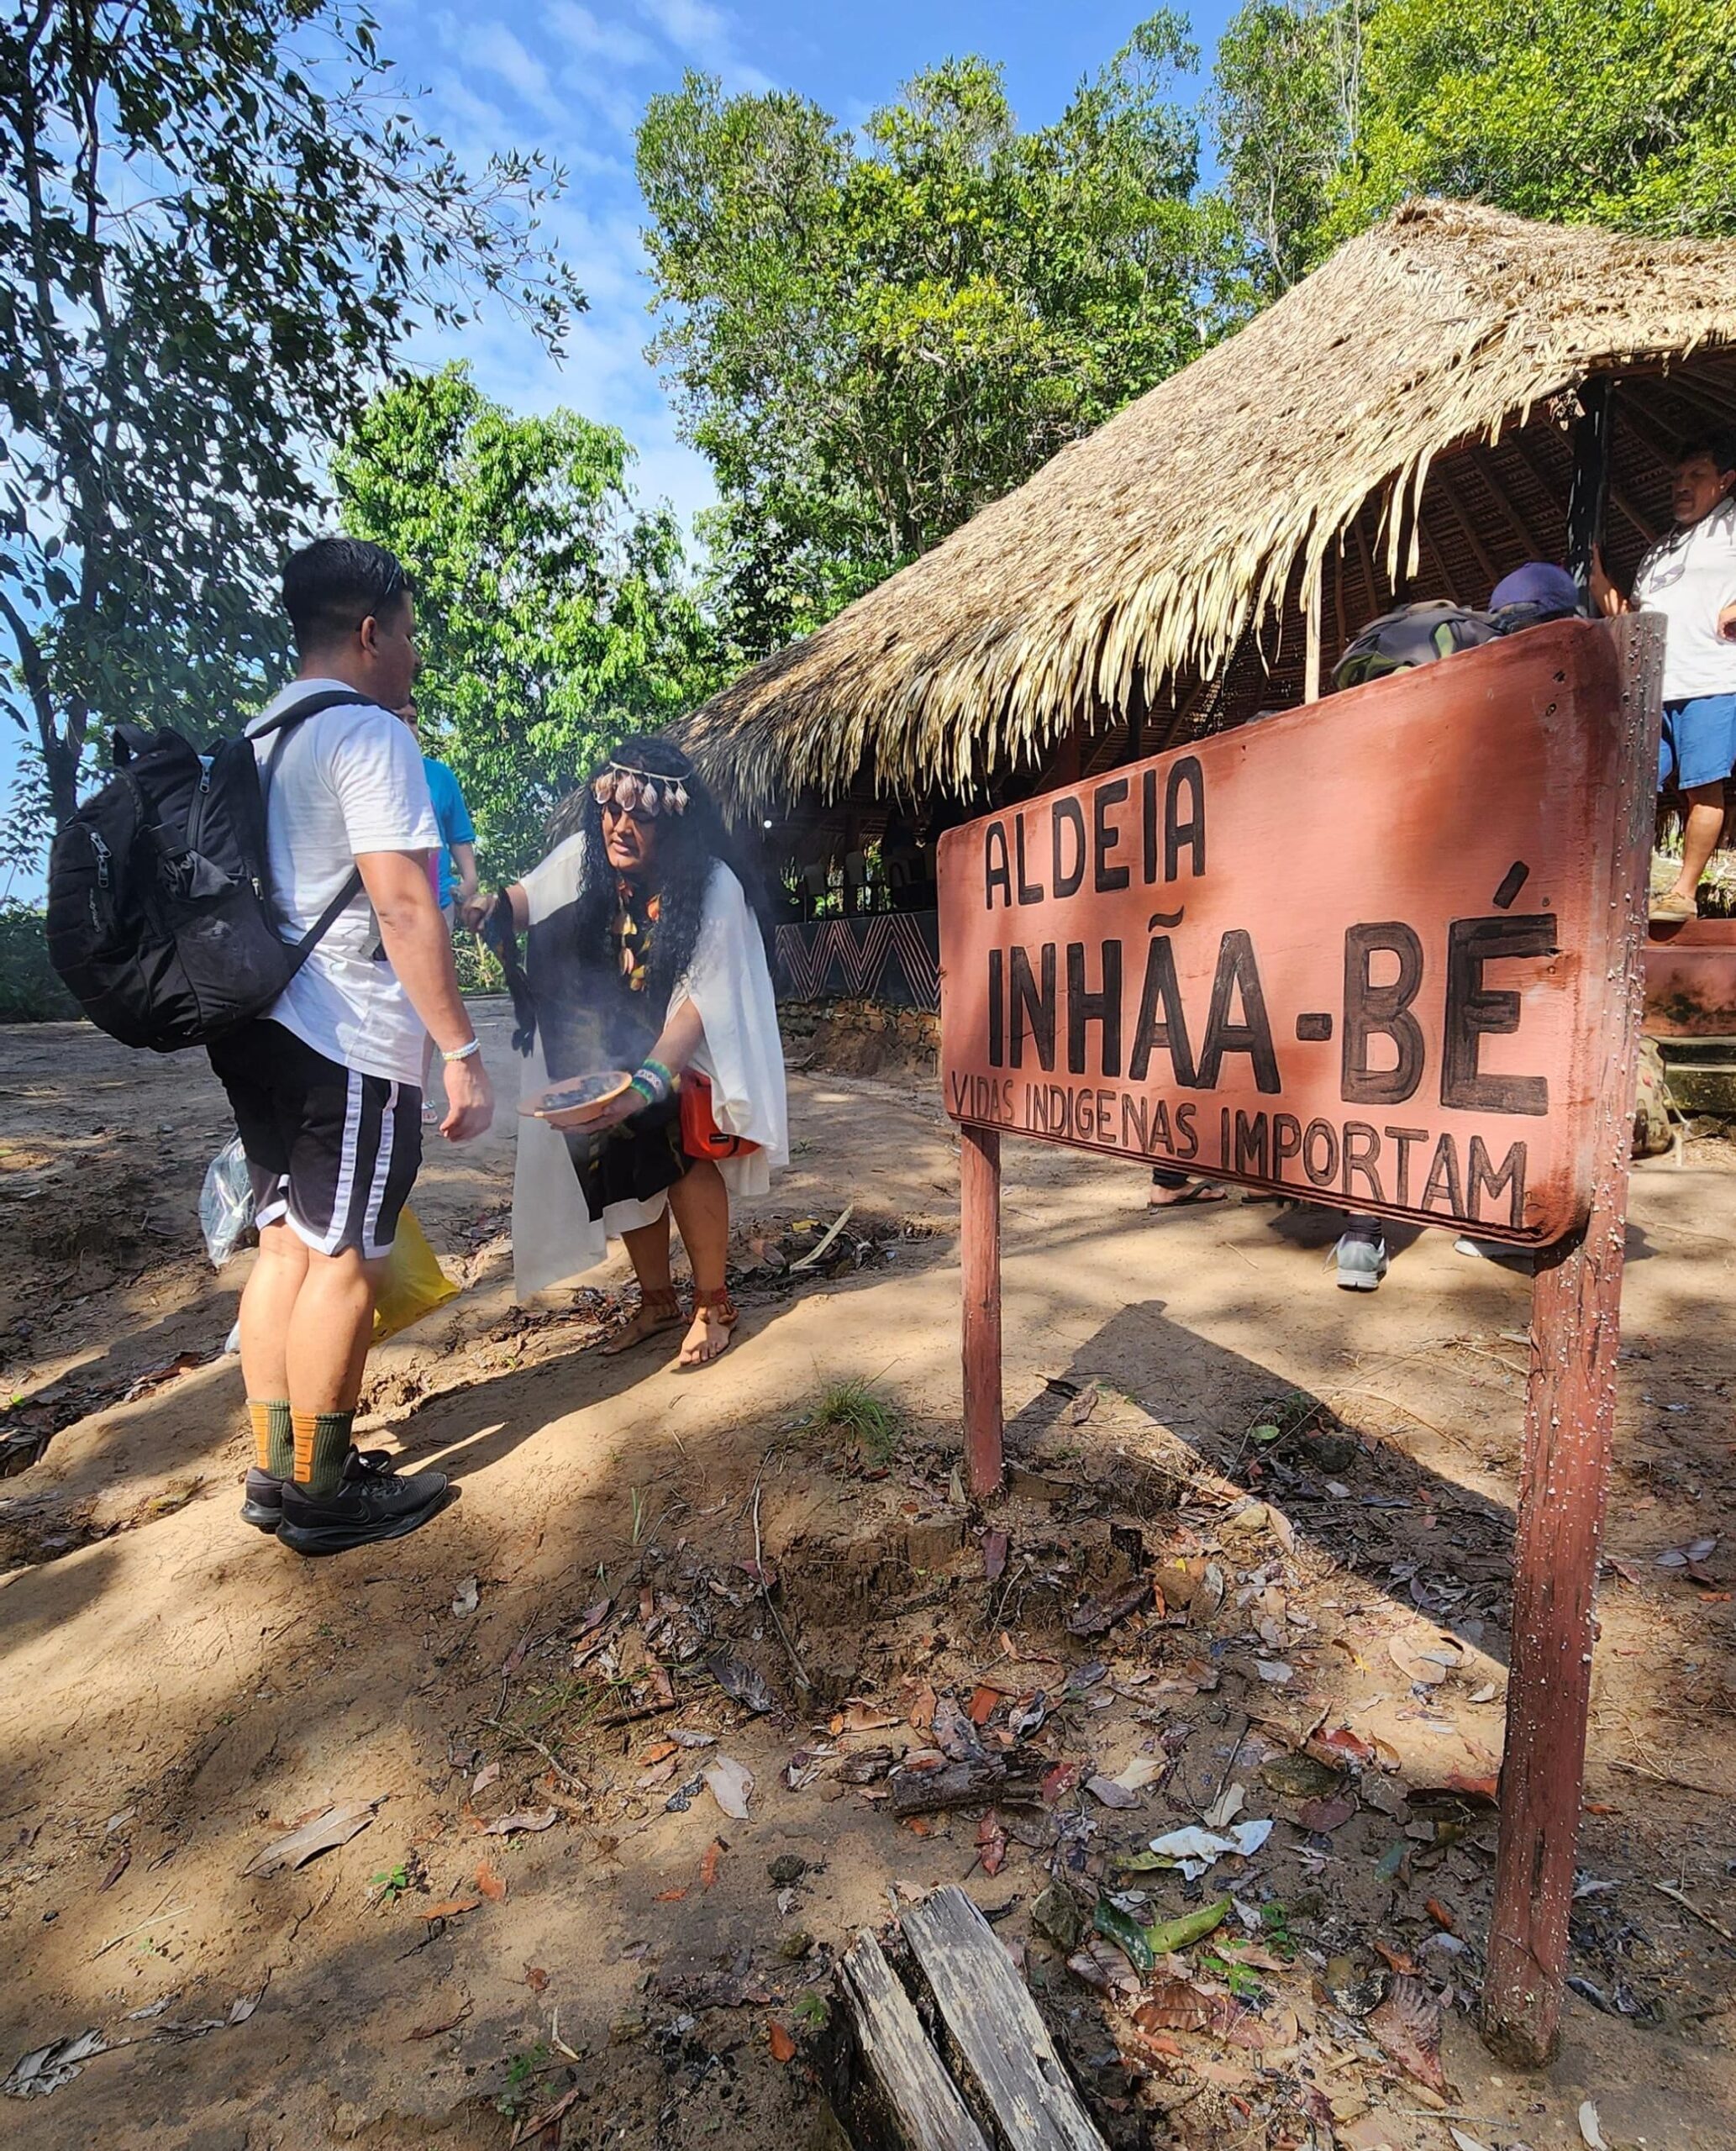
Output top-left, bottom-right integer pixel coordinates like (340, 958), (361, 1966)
(1332, 0), (1736, 239)
(1212, 1), (1367, 297)
(0, 0), (581, 832)
(334, 364), (716, 879)
(638, 17), (1240, 661)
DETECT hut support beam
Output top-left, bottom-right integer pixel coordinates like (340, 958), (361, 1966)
(1304, 578), (1322, 702)
(1565, 381), (1613, 598)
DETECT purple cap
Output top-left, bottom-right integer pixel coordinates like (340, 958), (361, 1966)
(1491, 562), (1581, 614)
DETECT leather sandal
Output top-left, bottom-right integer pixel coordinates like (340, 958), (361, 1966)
(680, 1287), (739, 1368)
(601, 1286), (684, 1356)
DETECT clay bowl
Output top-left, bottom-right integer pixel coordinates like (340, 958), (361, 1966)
(521, 1070), (634, 1128)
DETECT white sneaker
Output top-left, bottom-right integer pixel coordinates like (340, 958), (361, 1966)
(1331, 1234), (1388, 1291)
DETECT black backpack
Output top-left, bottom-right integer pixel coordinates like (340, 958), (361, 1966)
(1331, 601), (1500, 693)
(45, 689), (376, 1052)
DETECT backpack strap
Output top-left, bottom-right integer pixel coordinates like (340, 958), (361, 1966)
(252, 687), (397, 952)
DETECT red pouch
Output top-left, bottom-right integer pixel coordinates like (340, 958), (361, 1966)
(678, 1071), (760, 1161)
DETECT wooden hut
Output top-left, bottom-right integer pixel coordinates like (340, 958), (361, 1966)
(684, 200), (1736, 1060)
(687, 200), (1736, 796)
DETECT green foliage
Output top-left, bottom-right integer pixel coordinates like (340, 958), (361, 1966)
(494, 2043), (552, 2121)
(368, 1864), (411, 1908)
(1212, 2), (1369, 296)
(1334, 0), (1736, 239)
(334, 365), (717, 882)
(0, 0), (581, 837)
(1215, 0), (1736, 274)
(639, 19), (1243, 660)
(0, 907), (77, 1024)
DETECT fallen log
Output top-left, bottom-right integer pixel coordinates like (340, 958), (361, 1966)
(838, 1929), (990, 2151)
(889, 1754), (1044, 1819)
(901, 1887), (1108, 2151)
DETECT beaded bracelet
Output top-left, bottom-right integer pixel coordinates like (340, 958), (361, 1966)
(628, 1057), (676, 1108)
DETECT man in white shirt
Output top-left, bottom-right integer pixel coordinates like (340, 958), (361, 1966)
(208, 538), (494, 1555)
(1593, 429), (1736, 922)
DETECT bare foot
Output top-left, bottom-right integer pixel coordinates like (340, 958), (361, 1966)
(677, 1296), (738, 1369)
(601, 1290), (683, 1357)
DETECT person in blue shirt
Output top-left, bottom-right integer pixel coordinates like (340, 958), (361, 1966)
(398, 701), (479, 1116)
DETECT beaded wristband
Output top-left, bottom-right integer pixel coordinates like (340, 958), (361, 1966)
(628, 1058), (675, 1108)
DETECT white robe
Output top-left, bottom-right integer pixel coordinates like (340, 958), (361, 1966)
(510, 832), (789, 1300)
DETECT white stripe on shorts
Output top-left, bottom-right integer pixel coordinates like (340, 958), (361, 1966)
(360, 1081), (399, 1259)
(318, 1068), (367, 1254)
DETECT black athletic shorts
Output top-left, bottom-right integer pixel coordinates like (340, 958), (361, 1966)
(209, 1020), (422, 1260)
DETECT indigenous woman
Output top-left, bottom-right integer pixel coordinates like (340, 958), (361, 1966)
(476, 738), (786, 1367)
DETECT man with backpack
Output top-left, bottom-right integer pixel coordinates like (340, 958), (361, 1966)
(208, 538), (494, 1554)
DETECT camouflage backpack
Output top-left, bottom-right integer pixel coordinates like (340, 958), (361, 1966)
(1633, 1037), (1674, 1160)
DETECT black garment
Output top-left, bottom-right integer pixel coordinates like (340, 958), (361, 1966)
(528, 878), (692, 1228)
(209, 1018), (421, 1260)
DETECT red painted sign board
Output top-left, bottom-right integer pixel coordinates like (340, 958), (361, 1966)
(939, 613), (1665, 2072)
(939, 620), (1639, 1246)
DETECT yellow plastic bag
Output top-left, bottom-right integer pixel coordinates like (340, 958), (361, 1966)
(371, 1205), (459, 1341)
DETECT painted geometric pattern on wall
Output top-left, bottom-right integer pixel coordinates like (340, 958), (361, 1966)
(774, 911), (941, 1011)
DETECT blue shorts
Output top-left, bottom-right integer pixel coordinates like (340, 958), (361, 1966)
(1660, 694), (1736, 792)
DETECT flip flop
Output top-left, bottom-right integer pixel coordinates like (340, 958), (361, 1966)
(1146, 1181), (1228, 1211)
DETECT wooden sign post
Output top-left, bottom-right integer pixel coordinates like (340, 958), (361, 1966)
(936, 617), (1664, 2063)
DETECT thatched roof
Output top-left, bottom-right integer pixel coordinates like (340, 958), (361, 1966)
(682, 200), (1736, 818)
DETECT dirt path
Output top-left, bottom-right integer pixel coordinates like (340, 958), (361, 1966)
(1, 1012), (1733, 2148)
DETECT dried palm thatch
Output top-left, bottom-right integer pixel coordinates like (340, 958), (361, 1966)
(681, 200), (1736, 818)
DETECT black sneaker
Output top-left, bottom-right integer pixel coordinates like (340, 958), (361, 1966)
(239, 1449), (402, 1533)
(275, 1465), (450, 1556)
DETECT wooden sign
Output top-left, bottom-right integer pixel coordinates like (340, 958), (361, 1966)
(938, 615), (1665, 2074)
(939, 620), (1643, 1247)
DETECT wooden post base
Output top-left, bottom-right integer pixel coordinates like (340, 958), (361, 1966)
(960, 1122), (1002, 1498)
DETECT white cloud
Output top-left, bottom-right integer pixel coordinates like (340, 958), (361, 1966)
(634, 0), (773, 92)
(470, 22), (566, 124)
(546, 1), (659, 68)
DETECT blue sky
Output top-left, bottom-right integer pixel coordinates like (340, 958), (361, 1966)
(371, 0), (1239, 532)
(5, 3), (1237, 896)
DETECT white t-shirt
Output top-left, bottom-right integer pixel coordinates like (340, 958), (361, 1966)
(1633, 500), (1736, 702)
(247, 679), (439, 1086)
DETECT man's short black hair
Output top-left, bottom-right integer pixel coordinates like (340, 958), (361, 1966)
(1676, 429), (1736, 478)
(281, 536), (411, 654)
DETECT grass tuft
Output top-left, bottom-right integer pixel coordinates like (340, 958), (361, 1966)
(797, 1379), (902, 1463)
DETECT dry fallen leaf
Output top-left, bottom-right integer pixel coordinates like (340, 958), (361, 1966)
(700, 1840), (723, 1890)
(482, 1807), (557, 1837)
(654, 1887), (687, 1903)
(475, 1860), (507, 1903)
(976, 1812), (1007, 1878)
(703, 1755), (754, 1822)
(244, 1799), (378, 1878)
(523, 1967), (549, 1995)
(1085, 1775), (1139, 1810)
(471, 1761), (502, 1796)
(1365, 1975), (1450, 2096)
(1579, 2101), (1609, 2150)
(767, 2021), (797, 2064)
(423, 1896), (481, 1921)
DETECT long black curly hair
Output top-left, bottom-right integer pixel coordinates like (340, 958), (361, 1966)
(550, 734), (736, 1010)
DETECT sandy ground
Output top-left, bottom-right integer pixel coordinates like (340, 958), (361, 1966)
(0, 1005), (1733, 2149)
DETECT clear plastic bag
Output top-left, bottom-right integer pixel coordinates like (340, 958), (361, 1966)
(200, 1135), (255, 1267)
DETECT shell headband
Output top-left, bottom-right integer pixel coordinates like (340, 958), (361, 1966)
(592, 762), (689, 818)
